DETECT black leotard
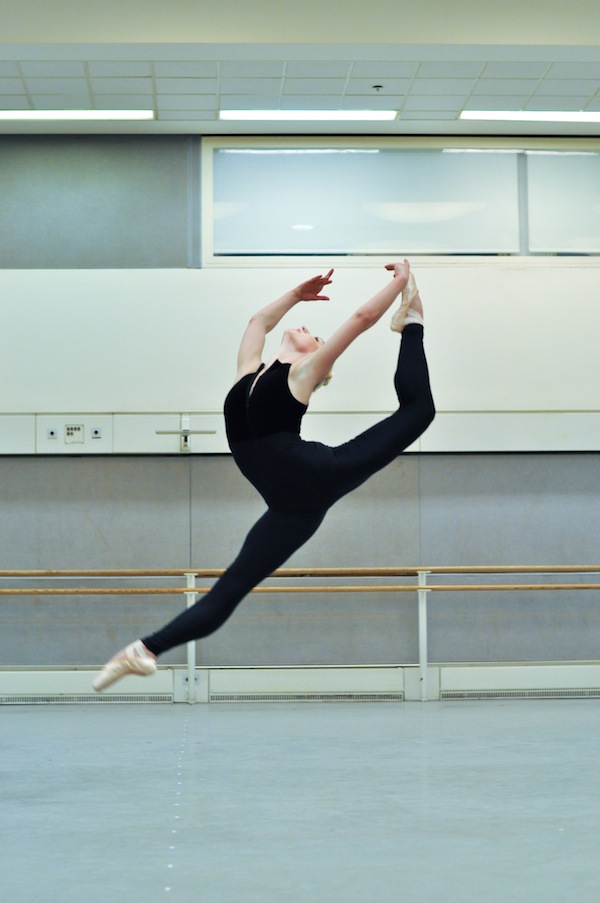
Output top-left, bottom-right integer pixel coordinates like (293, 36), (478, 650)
(224, 360), (332, 512)
(224, 360), (306, 442)
(142, 325), (435, 654)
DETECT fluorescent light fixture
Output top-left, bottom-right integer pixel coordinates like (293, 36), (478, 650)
(220, 109), (397, 121)
(461, 110), (600, 123)
(525, 150), (597, 156)
(222, 148), (380, 154)
(0, 110), (155, 121)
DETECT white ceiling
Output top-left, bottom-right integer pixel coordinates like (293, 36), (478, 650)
(2, 0), (600, 137)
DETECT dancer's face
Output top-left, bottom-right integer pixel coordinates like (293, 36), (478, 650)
(285, 327), (324, 354)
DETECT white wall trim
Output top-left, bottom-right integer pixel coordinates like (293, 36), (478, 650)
(2, 662), (600, 704)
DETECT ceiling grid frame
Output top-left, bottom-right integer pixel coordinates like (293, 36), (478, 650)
(2, 35), (600, 134)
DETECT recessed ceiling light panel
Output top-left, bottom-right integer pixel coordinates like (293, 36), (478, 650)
(219, 110), (397, 122)
(0, 110), (155, 121)
(460, 110), (600, 123)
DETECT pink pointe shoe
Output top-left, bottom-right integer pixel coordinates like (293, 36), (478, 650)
(390, 272), (423, 332)
(92, 640), (157, 692)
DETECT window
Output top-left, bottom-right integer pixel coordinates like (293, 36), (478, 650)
(203, 137), (600, 262)
(527, 151), (600, 253)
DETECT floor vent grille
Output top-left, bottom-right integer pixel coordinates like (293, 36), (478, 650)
(0, 694), (174, 705)
(442, 689), (600, 701)
(209, 692), (404, 703)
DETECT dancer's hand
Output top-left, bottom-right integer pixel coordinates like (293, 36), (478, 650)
(294, 269), (334, 302)
(385, 259), (410, 289)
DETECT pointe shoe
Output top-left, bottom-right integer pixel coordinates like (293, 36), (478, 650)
(390, 273), (422, 332)
(93, 640), (157, 692)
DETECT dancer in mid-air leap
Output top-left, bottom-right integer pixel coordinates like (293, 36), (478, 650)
(93, 260), (434, 691)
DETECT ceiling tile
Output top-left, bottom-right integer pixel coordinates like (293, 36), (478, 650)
(534, 79), (599, 96)
(283, 78), (346, 95)
(220, 61), (285, 77)
(411, 78), (475, 95)
(32, 94), (91, 109)
(472, 79), (538, 95)
(20, 61), (85, 77)
(417, 62), (484, 78)
(0, 77), (23, 94)
(0, 62), (19, 77)
(402, 95), (465, 112)
(279, 95), (347, 109)
(89, 77), (153, 95)
(219, 95), (280, 108)
(351, 61), (417, 78)
(88, 61), (152, 77)
(525, 96), (592, 111)
(346, 78), (411, 95)
(156, 94), (216, 111)
(155, 77), (218, 94)
(93, 94), (154, 109)
(153, 62), (218, 78)
(342, 95), (404, 109)
(219, 77), (281, 94)
(24, 77), (89, 94)
(547, 62), (600, 78)
(0, 96), (29, 110)
(463, 95), (532, 110)
(286, 61), (351, 77)
(482, 62), (549, 79)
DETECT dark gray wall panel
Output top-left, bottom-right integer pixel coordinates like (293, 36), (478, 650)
(0, 456), (191, 666)
(419, 453), (600, 662)
(0, 455), (191, 569)
(0, 136), (195, 267)
(419, 454), (600, 567)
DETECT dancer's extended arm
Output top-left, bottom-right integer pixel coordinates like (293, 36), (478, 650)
(290, 261), (410, 397)
(235, 270), (333, 380)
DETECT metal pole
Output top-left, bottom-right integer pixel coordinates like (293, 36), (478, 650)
(185, 573), (198, 704)
(418, 571), (430, 702)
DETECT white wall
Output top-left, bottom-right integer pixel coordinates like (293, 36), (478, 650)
(1, 258), (599, 452)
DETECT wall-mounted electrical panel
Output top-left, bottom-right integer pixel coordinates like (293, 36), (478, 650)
(36, 416), (113, 454)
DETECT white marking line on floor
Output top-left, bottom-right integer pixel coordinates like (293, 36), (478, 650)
(164, 713), (190, 894)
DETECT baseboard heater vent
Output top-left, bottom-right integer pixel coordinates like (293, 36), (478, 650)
(210, 691), (404, 703)
(442, 689), (600, 701)
(0, 694), (174, 705)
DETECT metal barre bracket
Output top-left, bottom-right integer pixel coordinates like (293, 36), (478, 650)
(154, 414), (217, 452)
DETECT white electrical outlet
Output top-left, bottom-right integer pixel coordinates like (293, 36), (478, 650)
(65, 424), (85, 444)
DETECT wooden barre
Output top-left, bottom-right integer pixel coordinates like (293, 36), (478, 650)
(1, 583), (599, 596)
(0, 565), (599, 579)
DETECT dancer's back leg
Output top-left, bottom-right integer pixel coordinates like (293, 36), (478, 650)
(142, 507), (325, 654)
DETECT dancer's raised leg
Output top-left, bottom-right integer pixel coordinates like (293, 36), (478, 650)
(325, 276), (434, 504)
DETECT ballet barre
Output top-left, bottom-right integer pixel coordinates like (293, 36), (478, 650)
(1, 566), (599, 702)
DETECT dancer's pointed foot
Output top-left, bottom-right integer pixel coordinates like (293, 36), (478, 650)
(391, 272), (424, 332)
(92, 640), (157, 692)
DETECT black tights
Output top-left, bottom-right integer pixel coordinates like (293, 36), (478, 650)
(142, 325), (434, 655)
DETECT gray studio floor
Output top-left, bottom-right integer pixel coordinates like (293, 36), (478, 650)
(2, 700), (600, 903)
